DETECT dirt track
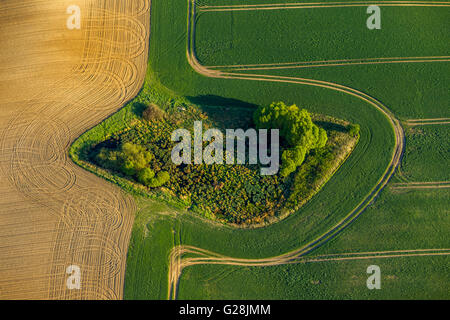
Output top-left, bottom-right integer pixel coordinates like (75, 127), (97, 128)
(391, 181), (450, 189)
(198, 1), (450, 12)
(405, 118), (450, 126)
(207, 56), (450, 71)
(166, 0), (450, 300)
(0, 0), (150, 299)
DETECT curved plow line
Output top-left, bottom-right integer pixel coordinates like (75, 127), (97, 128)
(47, 0), (149, 299)
(198, 1), (450, 12)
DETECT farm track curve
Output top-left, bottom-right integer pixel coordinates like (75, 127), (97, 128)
(166, 0), (450, 299)
(0, 0), (150, 299)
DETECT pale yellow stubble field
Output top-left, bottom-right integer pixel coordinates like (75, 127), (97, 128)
(0, 0), (150, 299)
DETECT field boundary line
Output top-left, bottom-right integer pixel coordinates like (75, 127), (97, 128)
(207, 57), (450, 70)
(198, 1), (450, 12)
(391, 181), (450, 189)
(405, 118), (450, 126)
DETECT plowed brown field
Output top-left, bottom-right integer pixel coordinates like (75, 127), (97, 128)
(0, 0), (150, 299)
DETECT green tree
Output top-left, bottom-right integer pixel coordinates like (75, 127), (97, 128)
(254, 102), (328, 177)
(147, 171), (170, 188)
(119, 142), (153, 175)
(137, 167), (156, 185)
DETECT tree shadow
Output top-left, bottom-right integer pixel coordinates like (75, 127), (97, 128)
(187, 95), (257, 109)
(131, 102), (148, 118)
(314, 121), (348, 133)
(187, 95), (257, 128)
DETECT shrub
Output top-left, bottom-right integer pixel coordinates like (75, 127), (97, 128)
(280, 145), (307, 177)
(119, 142), (153, 174)
(142, 103), (165, 122)
(137, 167), (156, 185)
(95, 148), (120, 171)
(146, 171), (170, 188)
(348, 124), (360, 137)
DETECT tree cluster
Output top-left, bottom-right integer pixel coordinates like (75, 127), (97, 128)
(254, 102), (328, 177)
(95, 142), (169, 188)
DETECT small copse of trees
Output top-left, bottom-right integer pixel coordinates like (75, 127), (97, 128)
(254, 102), (328, 177)
(95, 142), (169, 188)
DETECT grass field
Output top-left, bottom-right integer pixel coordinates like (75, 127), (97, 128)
(69, 0), (449, 299)
(124, 199), (176, 299)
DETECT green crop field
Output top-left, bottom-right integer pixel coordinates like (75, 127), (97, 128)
(195, 7), (448, 66)
(177, 255), (449, 299)
(70, 0), (450, 300)
(400, 125), (450, 182)
(177, 186), (450, 299)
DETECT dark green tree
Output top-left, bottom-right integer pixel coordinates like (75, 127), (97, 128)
(137, 167), (156, 185)
(254, 102), (328, 177)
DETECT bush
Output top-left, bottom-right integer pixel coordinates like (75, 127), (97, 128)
(119, 142), (153, 175)
(146, 171), (170, 188)
(93, 142), (170, 188)
(348, 124), (360, 137)
(137, 167), (156, 185)
(95, 148), (120, 171)
(280, 145), (307, 177)
(142, 103), (165, 122)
